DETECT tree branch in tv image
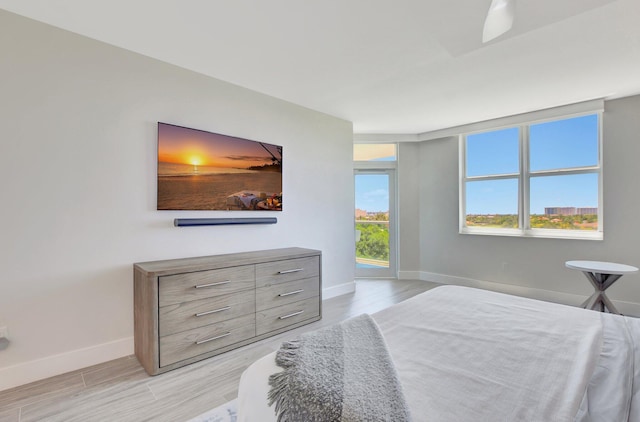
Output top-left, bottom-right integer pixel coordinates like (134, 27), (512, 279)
(157, 123), (282, 211)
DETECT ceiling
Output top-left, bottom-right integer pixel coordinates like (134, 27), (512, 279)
(1, 0), (639, 134)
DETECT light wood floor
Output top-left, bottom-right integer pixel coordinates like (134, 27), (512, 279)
(0, 279), (440, 422)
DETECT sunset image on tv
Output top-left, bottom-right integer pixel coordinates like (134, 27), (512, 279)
(157, 123), (282, 211)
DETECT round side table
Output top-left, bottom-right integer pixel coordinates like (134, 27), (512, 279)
(566, 260), (638, 314)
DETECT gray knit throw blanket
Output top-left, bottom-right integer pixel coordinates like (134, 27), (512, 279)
(268, 314), (412, 422)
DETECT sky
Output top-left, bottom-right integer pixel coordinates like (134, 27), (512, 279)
(465, 114), (599, 214)
(355, 174), (390, 213)
(158, 122), (280, 169)
(353, 144), (396, 161)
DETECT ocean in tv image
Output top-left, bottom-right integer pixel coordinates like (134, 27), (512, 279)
(157, 122), (282, 211)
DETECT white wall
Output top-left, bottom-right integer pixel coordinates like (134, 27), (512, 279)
(414, 94), (640, 314)
(0, 11), (355, 390)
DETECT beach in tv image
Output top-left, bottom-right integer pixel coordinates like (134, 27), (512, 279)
(157, 122), (282, 211)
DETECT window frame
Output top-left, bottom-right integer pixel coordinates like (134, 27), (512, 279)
(459, 111), (603, 240)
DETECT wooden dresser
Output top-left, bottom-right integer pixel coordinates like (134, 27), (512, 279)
(134, 247), (321, 375)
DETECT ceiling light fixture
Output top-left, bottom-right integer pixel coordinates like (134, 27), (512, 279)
(482, 0), (515, 43)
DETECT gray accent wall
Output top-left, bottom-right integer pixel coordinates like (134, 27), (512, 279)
(413, 95), (640, 312)
(397, 142), (421, 273)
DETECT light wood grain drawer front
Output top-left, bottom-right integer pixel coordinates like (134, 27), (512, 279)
(159, 290), (255, 337)
(159, 314), (255, 367)
(256, 277), (320, 311)
(255, 256), (319, 288)
(159, 265), (255, 307)
(256, 297), (320, 336)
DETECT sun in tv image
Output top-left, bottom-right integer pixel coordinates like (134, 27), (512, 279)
(157, 123), (282, 211)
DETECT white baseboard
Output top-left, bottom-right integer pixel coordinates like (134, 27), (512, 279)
(0, 337), (133, 392)
(398, 270), (422, 280)
(417, 271), (640, 317)
(0, 282), (356, 392)
(323, 280), (356, 299)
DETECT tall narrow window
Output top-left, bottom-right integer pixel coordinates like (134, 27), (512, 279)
(354, 143), (397, 277)
(460, 113), (602, 239)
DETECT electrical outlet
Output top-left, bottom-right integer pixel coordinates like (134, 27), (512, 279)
(0, 326), (8, 339)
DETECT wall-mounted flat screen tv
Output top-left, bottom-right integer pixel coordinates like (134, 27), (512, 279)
(157, 122), (282, 211)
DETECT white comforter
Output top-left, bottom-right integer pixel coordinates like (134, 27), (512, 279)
(237, 286), (640, 421)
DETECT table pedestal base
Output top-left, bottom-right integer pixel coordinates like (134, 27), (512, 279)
(579, 271), (622, 314)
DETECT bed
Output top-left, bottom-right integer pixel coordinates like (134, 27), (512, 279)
(237, 285), (640, 421)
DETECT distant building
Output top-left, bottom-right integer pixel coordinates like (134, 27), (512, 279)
(577, 207), (598, 215)
(545, 207), (576, 216)
(545, 207), (597, 216)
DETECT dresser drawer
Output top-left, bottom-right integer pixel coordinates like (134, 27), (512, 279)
(159, 313), (255, 367)
(256, 277), (320, 311)
(159, 289), (255, 337)
(159, 265), (255, 307)
(255, 256), (319, 288)
(256, 297), (320, 336)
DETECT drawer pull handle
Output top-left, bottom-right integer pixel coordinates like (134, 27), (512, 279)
(278, 268), (303, 275)
(196, 332), (231, 345)
(279, 310), (304, 320)
(279, 289), (304, 297)
(194, 280), (231, 289)
(195, 306), (231, 317)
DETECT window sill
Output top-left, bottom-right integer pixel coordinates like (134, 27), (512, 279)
(460, 227), (603, 240)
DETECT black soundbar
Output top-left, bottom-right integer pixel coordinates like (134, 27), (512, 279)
(174, 217), (277, 227)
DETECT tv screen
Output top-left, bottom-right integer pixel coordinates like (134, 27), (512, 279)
(157, 122), (282, 211)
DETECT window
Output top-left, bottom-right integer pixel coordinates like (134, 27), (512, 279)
(354, 143), (397, 277)
(460, 113), (602, 239)
(354, 143), (397, 162)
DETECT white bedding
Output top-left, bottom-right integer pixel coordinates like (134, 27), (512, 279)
(237, 286), (640, 421)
